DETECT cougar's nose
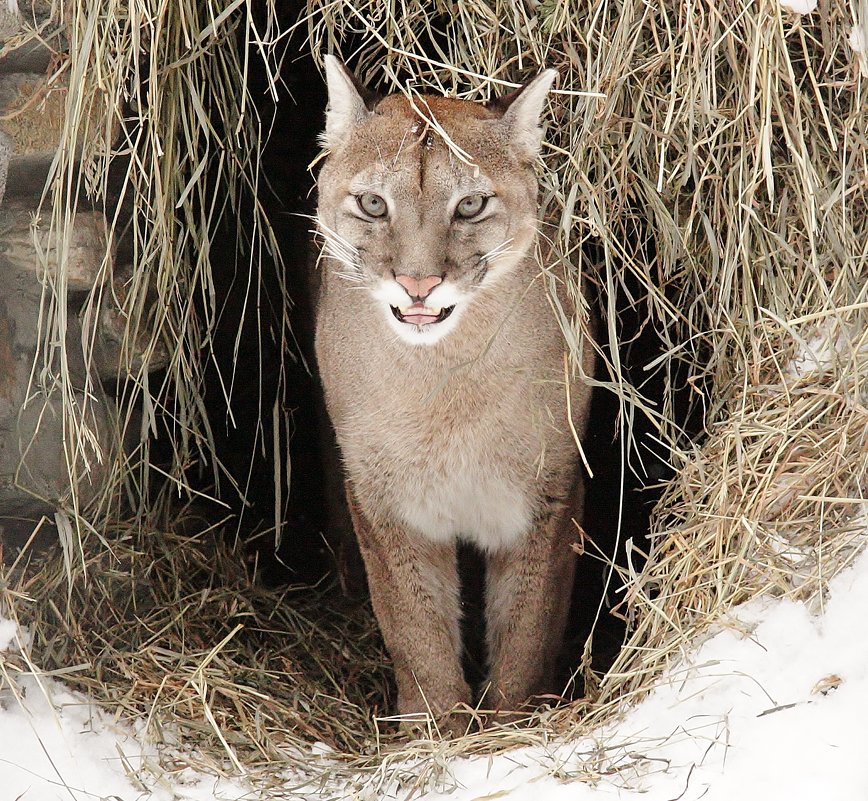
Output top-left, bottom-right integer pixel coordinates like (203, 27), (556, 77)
(395, 274), (443, 301)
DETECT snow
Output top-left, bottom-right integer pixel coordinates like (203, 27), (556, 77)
(412, 538), (868, 801)
(0, 673), (251, 801)
(785, 322), (868, 380)
(851, 23), (868, 77)
(778, 0), (817, 15)
(2, 526), (867, 800)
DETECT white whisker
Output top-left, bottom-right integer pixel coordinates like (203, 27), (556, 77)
(481, 238), (516, 264)
(333, 269), (365, 283)
(316, 220), (360, 256)
(316, 219), (365, 280)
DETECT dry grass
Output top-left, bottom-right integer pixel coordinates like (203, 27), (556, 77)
(1, 510), (392, 778)
(24, 0), (289, 530)
(1, 0), (867, 796)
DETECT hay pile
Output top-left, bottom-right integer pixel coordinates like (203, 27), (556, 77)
(2, 0), (867, 794)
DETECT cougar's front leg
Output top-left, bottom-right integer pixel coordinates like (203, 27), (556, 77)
(345, 482), (471, 720)
(484, 490), (579, 711)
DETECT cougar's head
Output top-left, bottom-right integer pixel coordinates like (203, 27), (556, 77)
(316, 56), (556, 346)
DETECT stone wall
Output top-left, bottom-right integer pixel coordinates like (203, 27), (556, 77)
(0, 4), (163, 542)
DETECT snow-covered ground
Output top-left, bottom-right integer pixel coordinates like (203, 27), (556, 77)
(2, 527), (868, 801)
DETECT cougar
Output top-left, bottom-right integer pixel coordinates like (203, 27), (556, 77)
(314, 56), (594, 731)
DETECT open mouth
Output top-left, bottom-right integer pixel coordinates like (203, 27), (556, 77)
(390, 303), (456, 326)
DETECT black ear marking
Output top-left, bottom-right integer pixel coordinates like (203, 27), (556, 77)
(485, 83), (529, 116)
(483, 70), (557, 159)
(485, 70), (557, 115)
(328, 56), (381, 111)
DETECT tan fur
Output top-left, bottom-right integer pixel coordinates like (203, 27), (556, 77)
(314, 57), (594, 729)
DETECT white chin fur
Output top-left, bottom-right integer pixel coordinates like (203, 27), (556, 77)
(372, 280), (466, 346)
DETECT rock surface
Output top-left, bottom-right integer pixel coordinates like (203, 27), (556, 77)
(0, 9), (120, 527)
(88, 265), (169, 381)
(0, 271), (114, 516)
(0, 2), (161, 533)
(0, 200), (113, 290)
(0, 130), (9, 205)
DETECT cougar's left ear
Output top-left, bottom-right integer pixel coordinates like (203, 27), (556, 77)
(321, 55), (377, 149)
(488, 69), (557, 161)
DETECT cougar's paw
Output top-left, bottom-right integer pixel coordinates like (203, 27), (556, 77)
(392, 706), (481, 740)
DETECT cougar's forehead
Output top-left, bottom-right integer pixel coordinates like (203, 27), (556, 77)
(374, 94), (497, 125)
(339, 93), (521, 182)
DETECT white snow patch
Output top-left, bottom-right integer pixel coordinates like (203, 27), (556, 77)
(779, 0), (817, 14)
(0, 617), (17, 651)
(411, 541), (868, 800)
(0, 655), (254, 800)
(785, 321), (868, 380)
(787, 328), (841, 377)
(850, 13), (868, 76)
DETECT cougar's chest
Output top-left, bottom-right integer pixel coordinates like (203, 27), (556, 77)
(395, 447), (533, 551)
(346, 363), (542, 551)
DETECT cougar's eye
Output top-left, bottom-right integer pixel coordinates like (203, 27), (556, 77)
(357, 192), (387, 218)
(455, 194), (488, 219)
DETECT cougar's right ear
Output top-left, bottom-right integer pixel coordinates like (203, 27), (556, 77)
(322, 55), (377, 149)
(487, 69), (557, 162)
